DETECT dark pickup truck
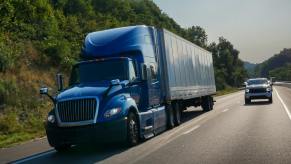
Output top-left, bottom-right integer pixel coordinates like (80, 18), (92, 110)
(244, 78), (273, 104)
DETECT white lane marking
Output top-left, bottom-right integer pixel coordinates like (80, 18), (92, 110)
(222, 108), (230, 112)
(275, 88), (291, 121)
(193, 115), (206, 122)
(182, 125), (200, 135)
(13, 149), (56, 164)
(162, 115), (206, 141)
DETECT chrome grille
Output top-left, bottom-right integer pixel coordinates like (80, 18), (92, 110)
(249, 88), (266, 93)
(57, 98), (97, 122)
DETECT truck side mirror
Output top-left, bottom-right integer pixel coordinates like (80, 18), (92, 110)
(141, 64), (148, 81)
(56, 73), (64, 91)
(40, 87), (48, 95)
(39, 86), (55, 103)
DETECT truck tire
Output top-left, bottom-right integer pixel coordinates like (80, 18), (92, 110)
(202, 96), (213, 111)
(209, 96), (214, 110)
(269, 97), (273, 103)
(173, 102), (181, 126)
(127, 112), (139, 146)
(167, 104), (175, 129)
(245, 98), (251, 104)
(54, 144), (71, 152)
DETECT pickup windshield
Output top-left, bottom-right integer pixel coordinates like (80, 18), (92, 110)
(247, 79), (268, 85)
(69, 60), (128, 86)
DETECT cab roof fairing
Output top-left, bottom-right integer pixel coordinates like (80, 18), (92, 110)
(81, 25), (156, 61)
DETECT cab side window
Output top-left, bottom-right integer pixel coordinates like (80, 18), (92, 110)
(129, 61), (137, 81)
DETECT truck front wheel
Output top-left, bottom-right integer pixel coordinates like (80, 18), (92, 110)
(127, 112), (139, 146)
(54, 144), (71, 152)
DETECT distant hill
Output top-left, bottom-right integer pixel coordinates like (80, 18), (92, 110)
(255, 48), (291, 78)
(243, 61), (257, 77)
(244, 61), (256, 70)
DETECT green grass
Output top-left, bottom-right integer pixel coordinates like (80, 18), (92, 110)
(0, 131), (45, 148)
(0, 67), (54, 148)
(215, 87), (240, 96)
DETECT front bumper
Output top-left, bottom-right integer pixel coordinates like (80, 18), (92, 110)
(245, 92), (272, 99)
(45, 117), (127, 147)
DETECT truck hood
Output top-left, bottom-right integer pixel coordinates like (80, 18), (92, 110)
(56, 84), (108, 101)
(56, 80), (128, 102)
(246, 84), (269, 89)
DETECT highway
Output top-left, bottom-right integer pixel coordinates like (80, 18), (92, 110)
(1, 86), (291, 164)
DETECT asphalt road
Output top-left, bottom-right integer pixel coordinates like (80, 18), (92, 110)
(1, 86), (291, 164)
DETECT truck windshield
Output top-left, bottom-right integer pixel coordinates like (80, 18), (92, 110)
(247, 79), (268, 85)
(69, 60), (128, 86)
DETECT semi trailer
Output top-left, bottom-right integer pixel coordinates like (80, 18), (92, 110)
(40, 25), (216, 151)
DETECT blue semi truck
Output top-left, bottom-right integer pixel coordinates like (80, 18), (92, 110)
(40, 25), (216, 151)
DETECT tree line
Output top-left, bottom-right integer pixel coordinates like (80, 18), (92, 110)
(0, 0), (247, 89)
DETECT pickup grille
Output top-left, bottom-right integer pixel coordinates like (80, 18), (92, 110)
(249, 88), (266, 93)
(57, 98), (97, 122)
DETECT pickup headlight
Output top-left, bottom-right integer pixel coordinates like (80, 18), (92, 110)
(266, 87), (272, 92)
(245, 89), (250, 93)
(47, 115), (55, 123)
(104, 107), (122, 118)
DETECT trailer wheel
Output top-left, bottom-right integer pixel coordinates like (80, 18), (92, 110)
(127, 112), (139, 146)
(202, 96), (213, 111)
(173, 102), (181, 126)
(167, 104), (175, 129)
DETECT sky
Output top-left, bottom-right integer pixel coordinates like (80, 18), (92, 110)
(153, 0), (291, 63)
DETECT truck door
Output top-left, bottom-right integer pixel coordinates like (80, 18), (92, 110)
(148, 62), (167, 132)
(148, 62), (161, 107)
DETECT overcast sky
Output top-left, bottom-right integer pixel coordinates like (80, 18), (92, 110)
(153, 0), (291, 63)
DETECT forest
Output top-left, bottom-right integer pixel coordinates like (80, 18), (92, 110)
(0, 0), (247, 147)
(254, 48), (291, 81)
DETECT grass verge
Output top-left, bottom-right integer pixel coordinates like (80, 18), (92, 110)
(215, 87), (241, 96)
(0, 131), (45, 148)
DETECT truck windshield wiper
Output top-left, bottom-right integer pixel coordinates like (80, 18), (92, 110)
(103, 80), (122, 97)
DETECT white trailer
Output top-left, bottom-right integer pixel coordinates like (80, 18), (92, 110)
(158, 29), (216, 101)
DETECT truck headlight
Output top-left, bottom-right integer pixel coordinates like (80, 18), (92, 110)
(104, 107), (122, 118)
(266, 87), (272, 92)
(245, 89), (250, 93)
(47, 115), (55, 123)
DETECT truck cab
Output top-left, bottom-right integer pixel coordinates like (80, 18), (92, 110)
(40, 26), (166, 151)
